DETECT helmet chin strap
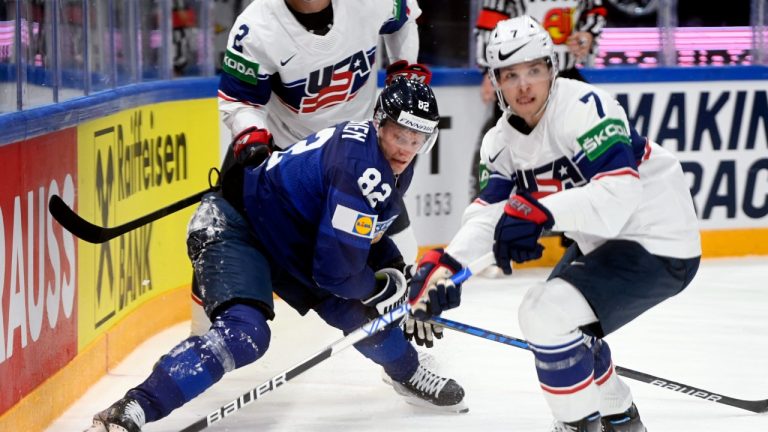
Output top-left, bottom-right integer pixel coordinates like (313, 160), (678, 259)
(531, 71), (557, 119)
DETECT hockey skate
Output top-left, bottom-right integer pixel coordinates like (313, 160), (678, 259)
(602, 403), (647, 432)
(550, 412), (601, 432)
(85, 397), (145, 432)
(390, 362), (468, 413)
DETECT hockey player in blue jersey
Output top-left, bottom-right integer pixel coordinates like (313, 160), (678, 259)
(189, 0), (431, 336)
(86, 77), (467, 432)
(408, 17), (701, 432)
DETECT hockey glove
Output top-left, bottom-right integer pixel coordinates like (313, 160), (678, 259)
(363, 268), (408, 316)
(404, 316), (443, 348)
(385, 60), (432, 85)
(493, 193), (554, 273)
(220, 127), (274, 210)
(232, 126), (274, 166)
(408, 249), (463, 320)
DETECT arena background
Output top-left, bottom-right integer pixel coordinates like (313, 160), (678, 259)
(0, 1), (766, 430)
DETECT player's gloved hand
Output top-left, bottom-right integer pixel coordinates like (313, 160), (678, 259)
(232, 126), (274, 166)
(363, 268), (408, 315)
(404, 316), (443, 348)
(408, 249), (463, 320)
(493, 193), (554, 273)
(385, 60), (432, 85)
(220, 126), (274, 209)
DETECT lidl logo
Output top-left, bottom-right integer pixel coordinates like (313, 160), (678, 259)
(331, 204), (377, 239)
(354, 215), (374, 236)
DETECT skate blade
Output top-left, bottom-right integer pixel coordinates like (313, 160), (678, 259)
(402, 395), (469, 414)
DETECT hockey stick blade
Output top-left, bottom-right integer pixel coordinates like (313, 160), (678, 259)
(48, 188), (213, 244)
(178, 254), (494, 431)
(432, 317), (768, 414)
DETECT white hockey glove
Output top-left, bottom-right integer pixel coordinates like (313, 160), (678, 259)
(404, 316), (443, 348)
(362, 268), (408, 315)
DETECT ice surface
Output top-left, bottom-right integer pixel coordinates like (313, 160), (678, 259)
(48, 257), (768, 431)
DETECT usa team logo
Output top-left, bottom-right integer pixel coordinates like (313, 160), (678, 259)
(279, 48), (376, 114)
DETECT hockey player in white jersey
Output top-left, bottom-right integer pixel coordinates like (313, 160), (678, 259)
(408, 16), (701, 431)
(190, 0), (430, 336)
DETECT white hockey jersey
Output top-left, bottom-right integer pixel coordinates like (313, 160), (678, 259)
(447, 78), (701, 266)
(218, 0), (421, 148)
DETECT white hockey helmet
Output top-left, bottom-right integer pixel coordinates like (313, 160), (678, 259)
(485, 16), (558, 115)
(485, 15), (557, 73)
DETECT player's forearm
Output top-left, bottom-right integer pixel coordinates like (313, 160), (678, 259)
(382, 20), (419, 64)
(445, 201), (504, 266)
(218, 98), (269, 136)
(540, 174), (642, 238)
(315, 269), (377, 301)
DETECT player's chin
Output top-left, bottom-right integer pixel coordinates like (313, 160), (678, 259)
(390, 159), (410, 174)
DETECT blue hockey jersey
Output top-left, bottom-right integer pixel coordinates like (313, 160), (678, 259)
(242, 120), (412, 305)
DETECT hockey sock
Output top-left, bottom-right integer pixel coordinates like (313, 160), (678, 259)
(314, 296), (418, 382)
(127, 303), (271, 422)
(592, 338), (633, 415)
(530, 335), (600, 421)
(593, 337), (612, 383)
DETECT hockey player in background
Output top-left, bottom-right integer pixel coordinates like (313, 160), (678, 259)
(190, 0), (431, 335)
(408, 17), (701, 432)
(87, 78), (467, 432)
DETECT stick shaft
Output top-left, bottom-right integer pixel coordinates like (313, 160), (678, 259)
(433, 316), (768, 413)
(180, 254), (496, 431)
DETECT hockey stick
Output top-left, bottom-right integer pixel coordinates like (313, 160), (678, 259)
(431, 317), (768, 414)
(48, 186), (216, 244)
(179, 253), (496, 432)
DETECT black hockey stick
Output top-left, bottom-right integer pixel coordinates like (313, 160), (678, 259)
(48, 186), (216, 244)
(431, 317), (768, 414)
(179, 253), (496, 431)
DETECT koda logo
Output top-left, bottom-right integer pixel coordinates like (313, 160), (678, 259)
(222, 51), (260, 85)
(578, 118), (630, 161)
(515, 155), (586, 197)
(299, 48), (374, 113)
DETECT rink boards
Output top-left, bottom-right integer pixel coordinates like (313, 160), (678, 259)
(0, 66), (767, 430)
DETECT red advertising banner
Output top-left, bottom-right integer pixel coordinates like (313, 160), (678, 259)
(0, 129), (78, 414)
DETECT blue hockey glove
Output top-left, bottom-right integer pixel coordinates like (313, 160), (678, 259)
(363, 268), (408, 316)
(408, 249), (463, 320)
(493, 193), (554, 273)
(385, 60), (433, 85)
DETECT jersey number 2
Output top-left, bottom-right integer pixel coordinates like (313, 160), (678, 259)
(232, 24), (249, 53)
